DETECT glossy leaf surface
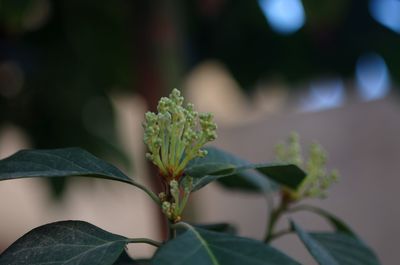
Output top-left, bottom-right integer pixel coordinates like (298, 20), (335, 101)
(0, 148), (133, 184)
(292, 222), (380, 265)
(152, 225), (300, 265)
(0, 221), (129, 265)
(186, 146), (305, 192)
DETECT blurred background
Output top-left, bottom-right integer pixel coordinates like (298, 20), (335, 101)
(1, 0), (400, 264)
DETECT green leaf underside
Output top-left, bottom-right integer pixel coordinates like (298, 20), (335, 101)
(0, 221), (129, 265)
(152, 226), (301, 265)
(292, 222), (380, 265)
(186, 146), (305, 192)
(0, 148), (133, 184)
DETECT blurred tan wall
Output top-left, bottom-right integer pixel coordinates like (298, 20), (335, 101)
(0, 95), (161, 257)
(192, 96), (400, 265)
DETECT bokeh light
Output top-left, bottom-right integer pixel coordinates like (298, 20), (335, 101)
(369, 0), (400, 34)
(356, 52), (390, 101)
(258, 0), (306, 35)
(300, 78), (345, 112)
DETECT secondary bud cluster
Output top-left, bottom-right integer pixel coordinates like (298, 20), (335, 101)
(275, 132), (338, 200)
(302, 144), (338, 198)
(143, 89), (217, 181)
(160, 177), (193, 223)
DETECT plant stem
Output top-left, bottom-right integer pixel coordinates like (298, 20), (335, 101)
(268, 228), (294, 241)
(167, 220), (181, 240)
(168, 225), (176, 240)
(130, 180), (161, 206)
(264, 200), (288, 243)
(127, 238), (163, 248)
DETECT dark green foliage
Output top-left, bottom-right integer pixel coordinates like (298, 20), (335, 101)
(0, 221), (128, 265)
(292, 222), (380, 265)
(0, 147), (132, 184)
(152, 226), (301, 265)
(187, 147), (305, 192)
(0, 146), (380, 265)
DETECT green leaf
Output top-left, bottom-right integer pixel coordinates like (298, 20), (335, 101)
(177, 223), (237, 236)
(194, 223), (237, 235)
(152, 224), (300, 265)
(0, 220), (130, 265)
(186, 147), (276, 193)
(0, 148), (133, 184)
(255, 164), (306, 190)
(292, 222), (380, 265)
(290, 205), (355, 236)
(186, 146), (305, 192)
(186, 147), (251, 178)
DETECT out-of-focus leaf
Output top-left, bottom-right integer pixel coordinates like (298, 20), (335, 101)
(186, 146), (305, 193)
(292, 222), (380, 265)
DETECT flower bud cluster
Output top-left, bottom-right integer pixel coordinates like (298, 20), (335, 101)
(159, 177), (193, 223)
(275, 132), (303, 167)
(301, 144), (339, 198)
(143, 88), (217, 180)
(275, 132), (338, 200)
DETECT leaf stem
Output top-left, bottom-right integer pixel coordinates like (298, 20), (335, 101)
(127, 238), (163, 248)
(129, 180), (161, 206)
(264, 198), (288, 243)
(168, 223), (176, 240)
(268, 227), (294, 241)
(286, 204), (319, 214)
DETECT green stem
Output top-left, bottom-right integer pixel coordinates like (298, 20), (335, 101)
(161, 127), (169, 166)
(130, 180), (161, 206)
(127, 237), (163, 248)
(268, 228), (294, 242)
(168, 221), (177, 240)
(287, 204), (319, 214)
(175, 139), (204, 173)
(264, 200), (288, 243)
(169, 123), (178, 168)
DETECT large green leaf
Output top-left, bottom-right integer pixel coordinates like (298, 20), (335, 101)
(152, 224), (301, 265)
(292, 222), (380, 265)
(185, 146), (305, 192)
(0, 221), (130, 265)
(0, 148), (133, 184)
